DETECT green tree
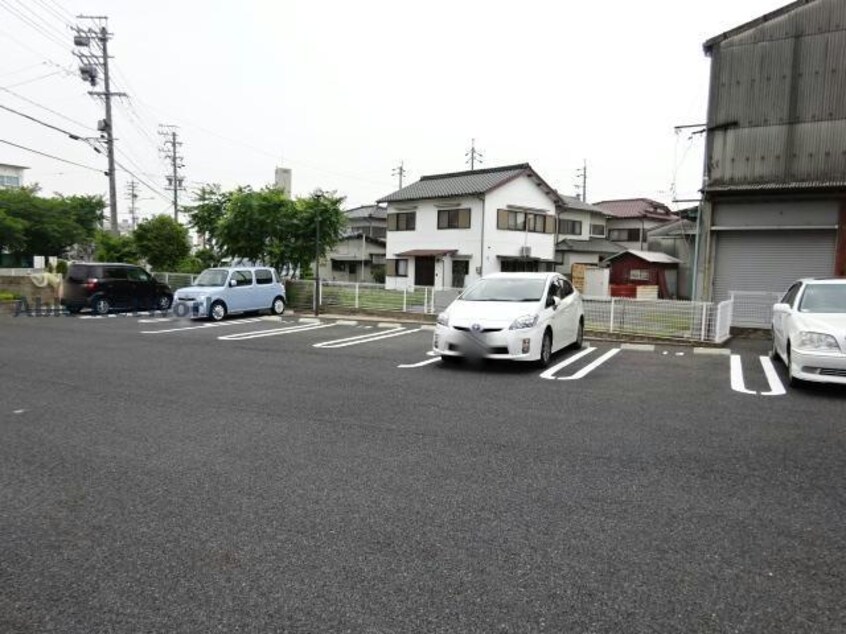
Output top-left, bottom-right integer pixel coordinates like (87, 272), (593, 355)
(216, 186), (293, 268)
(0, 208), (27, 255)
(184, 184), (229, 253)
(289, 190), (346, 276)
(134, 215), (190, 270)
(93, 229), (139, 263)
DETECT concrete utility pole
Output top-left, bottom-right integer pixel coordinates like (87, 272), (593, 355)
(465, 138), (483, 170)
(73, 16), (126, 234)
(391, 161), (406, 189)
(159, 125), (185, 222)
(125, 179), (138, 230)
(575, 159), (587, 202)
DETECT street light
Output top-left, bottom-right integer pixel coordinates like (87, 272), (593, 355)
(314, 192), (323, 316)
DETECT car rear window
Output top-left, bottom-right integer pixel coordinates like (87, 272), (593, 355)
(67, 264), (100, 282)
(255, 269), (273, 285)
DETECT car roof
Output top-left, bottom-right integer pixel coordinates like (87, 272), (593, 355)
(203, 266), (274, 272)
(797, 277), (846, 285)
(483, 272), (558, 280)
(70, 262), (138, 267)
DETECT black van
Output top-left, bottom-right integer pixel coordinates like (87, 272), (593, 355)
(60, 263), (173, 314)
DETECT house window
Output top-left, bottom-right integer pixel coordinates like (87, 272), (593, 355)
(590, 224), (605, 237)
(437, 208), (471, 229)
(385, 258), (408, 277)
(629, 269), (650, 281)
(1, 175), (21, 187)
(387, 212), (416, 231)
(559, 219), (582, 235)
(497, 209), (555, 234)
(609, 228), (641, 242)
(371, 253), (386, 265)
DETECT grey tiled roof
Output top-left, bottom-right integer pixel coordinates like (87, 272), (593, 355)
(345, 204), (387, 219)
(377, 164), (531, 203)
(556, 237), (624, 254)
(557, 195), (612, 215)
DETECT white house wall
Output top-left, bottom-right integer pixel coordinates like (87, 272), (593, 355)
(483, 175), (556, 270)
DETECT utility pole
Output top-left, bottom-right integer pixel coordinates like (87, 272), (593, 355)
(314, 197), (321, 316)
(125, 179), (138, 230)
(159, 125), (185, 222)
(465, 138), (483, 170)
(575, 159), (587, 202)
(391, 161), (406, 189)
(73, 16), (126, 234)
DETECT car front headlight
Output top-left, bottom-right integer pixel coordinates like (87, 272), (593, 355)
(509, 313), (539, 330)
(436, 312), (450, 327)
(795, 331), (840, 351)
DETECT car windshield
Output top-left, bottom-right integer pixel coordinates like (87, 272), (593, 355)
(798, 284), (846, 313)
(460, 278), (546, 302)
(194, 269), (230, 287)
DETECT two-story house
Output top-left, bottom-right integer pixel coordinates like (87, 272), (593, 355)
(555, 195), (622, 275)
(320, 205), (387, 282)
(377, 164), (560, 290)
(592, 198), (677, 251)
(0, 163), (27, 189)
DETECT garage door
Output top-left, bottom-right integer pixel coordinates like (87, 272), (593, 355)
(712, 230), (836, 326)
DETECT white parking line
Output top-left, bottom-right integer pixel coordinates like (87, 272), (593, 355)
(730, 354), (785, 396)
(314, 327), (423, 349)
(554, 348), (620, 381)
(140, 317), (264, 334)
(397, 357), (443, 369)
(218, 323), (336, 341)
(539, 347), (598, 380)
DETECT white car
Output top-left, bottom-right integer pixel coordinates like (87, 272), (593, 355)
(771, 278), (846, 386)
(433, 272), (584, 367)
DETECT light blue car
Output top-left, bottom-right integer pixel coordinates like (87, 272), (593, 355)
(173, 266), (287, 321)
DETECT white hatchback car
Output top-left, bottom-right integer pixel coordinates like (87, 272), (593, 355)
(433, 272), (584, 367)
(173, 266), (287, 321)
(771, 277), (846, 386)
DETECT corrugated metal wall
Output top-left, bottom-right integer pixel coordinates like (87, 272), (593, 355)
(712, 229), (836, 301)
(706, 0), (846, 188)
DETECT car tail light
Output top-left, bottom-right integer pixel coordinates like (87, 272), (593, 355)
(85, 278), (99, 292)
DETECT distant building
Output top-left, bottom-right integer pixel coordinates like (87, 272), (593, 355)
(321, 205), (387, 283)
(0, 163), (27, 188)
(274, 167), (292, 194)
(555, 195), (622, 275)
(592, 198), (677, 251)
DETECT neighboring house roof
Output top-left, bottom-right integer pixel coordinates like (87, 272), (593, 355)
(556, 194), (613, 215)
(703, 0), (813, 53)
(377, 163), (561, 204)
(394, 248), (457, 257)
(0, 163), (28, 170)
(592, 198), (677, 221)
(606, 249), (681, 264)
(345, 204), (387, 220)
(648, 219), (697, 237)
(338, 233), (385, 246)
(556, 237), (623, 254)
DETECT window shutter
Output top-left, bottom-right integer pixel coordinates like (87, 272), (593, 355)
(498, 209), (508, 229)
(387, 214), (397, 231)
(546, 216), (555, 234)
(386, 259), (397, 276)
(460, 208), (471, 228)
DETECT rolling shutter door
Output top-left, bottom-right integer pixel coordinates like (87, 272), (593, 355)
(712, 230), (836, 301)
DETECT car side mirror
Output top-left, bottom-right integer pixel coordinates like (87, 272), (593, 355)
(773, 302), (790, 313)
(229, 279), (237, 287)
(546, 295), (558, 308)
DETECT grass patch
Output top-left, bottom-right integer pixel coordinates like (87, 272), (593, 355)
(0, 290), (21, 301)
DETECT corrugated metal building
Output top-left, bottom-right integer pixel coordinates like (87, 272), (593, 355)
(695, 0), (846, 302)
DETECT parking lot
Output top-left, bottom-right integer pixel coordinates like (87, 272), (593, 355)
(1, 311), (844, 632)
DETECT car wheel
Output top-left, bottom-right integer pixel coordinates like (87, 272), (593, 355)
(271, 296), (286, 315)
(156, 295), (173, 311)
(209, 300), (227, 322)
(537, 329), (553, 368)
(92, 297), (110, 315)
(440, 355), (462, 366)
(769, 331), (779, 362)
(573, 319), (584, 349)
(66, 306), (81, 315)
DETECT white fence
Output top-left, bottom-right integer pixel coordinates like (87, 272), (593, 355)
(583, 296), (733, 343)
(0, 268), (44, 276)
(729, 291), (782, 329)
(153, 272), (197, 290)
(287, 280), (733, 343)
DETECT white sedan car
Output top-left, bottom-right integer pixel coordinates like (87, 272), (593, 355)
(771, 278), (846, 386)
(433, 272), (584, 367)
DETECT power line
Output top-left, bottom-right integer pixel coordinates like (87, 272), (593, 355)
(2, 69), (64, 88)
(465, 138), (483, 170)
(0, 138), (104, 172)
(159, 124), (185, 221)
(0, 0), (69, 52)
(0, 85), (94, 130)
(392, 161), (406, 189)
(0, 101), (89, 140)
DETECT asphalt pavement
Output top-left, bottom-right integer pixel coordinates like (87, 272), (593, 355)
(1, 312), (844, 632)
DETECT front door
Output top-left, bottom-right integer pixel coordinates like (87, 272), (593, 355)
(415, 256), (435, 286)
(452, 260), (469, 288)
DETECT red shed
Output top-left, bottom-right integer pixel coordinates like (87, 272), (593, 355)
(604, 249), (681, 299)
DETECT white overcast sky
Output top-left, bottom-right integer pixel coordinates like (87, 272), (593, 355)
(1, 0), (785, 222)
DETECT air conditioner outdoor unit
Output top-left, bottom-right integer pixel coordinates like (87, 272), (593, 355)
(519, 246), (532, 257)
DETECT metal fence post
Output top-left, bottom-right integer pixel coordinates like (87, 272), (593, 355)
(403, 287), (407, 312)
(609, 297), (615, 333)
(700, 302), (708, 341)
(424, 287), (428, 315)
(355, 283), (359, 309)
